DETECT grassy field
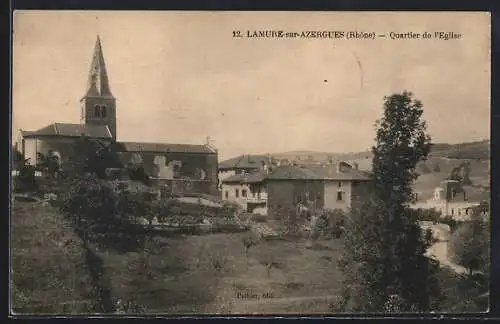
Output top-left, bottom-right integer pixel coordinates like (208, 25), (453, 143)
(97, 230), (344, 314)
(11, 200), (344, 314)
(11, 198), (487, 314)
(11, 200), (94, 314)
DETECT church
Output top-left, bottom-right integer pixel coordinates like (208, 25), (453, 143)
(17, 36), (219, 196)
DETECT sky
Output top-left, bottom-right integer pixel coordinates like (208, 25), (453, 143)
(12, 11), (490, 161)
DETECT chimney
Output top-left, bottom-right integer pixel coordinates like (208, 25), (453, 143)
(336, 162), (342, 173)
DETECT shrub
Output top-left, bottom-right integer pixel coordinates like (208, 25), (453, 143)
(448, 214), (489, 276)
(59, 174), (123, 239)
(313, 209), (345, 239)
(440, 215), (458, 231)
(15, 163), (37, 192)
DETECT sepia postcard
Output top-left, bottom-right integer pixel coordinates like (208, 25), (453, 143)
(10, 10), (491, 316)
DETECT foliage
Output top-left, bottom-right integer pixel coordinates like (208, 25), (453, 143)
(66, 137), (124, 180)
(313, 209), (345, 239)
(409, 208), (441, 223)
(14, 162), (38, 192)
(337, 91), (442, 312)
(242, 234), (260, 256)
(274, 204), (302, 237)
(11, 202), (94, 314)
(440, 215), (459, 231)
(448, 213), (489, 276)
(434, 267), (489, 312)
(59, 174), (131, 248)
(35, 152), (63, 179)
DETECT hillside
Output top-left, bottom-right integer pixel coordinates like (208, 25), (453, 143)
(11, 199), (95, 314)
(271, 140), (490, 164)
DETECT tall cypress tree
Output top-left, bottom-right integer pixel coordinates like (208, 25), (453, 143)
(337, 91), (442, 312)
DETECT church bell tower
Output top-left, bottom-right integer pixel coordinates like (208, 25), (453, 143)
(80, 35), (117, 140)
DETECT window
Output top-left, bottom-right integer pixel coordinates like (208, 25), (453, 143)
(465, 209), (469, 215)
(225, 191), (228, 199)
(242, 189), (247, 198)
(337, 191), (343, 201)
(338, 181), (342, 188)
(458, 209), (461, 216)
(94, 104), (107, 117)
(235, 189), (239, 198)
(451, 208), (454, 215)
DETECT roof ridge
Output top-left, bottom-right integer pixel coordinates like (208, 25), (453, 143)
(235, 155), (246, 168)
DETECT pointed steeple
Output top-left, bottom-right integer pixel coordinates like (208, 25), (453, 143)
(84, 35), (114, 98)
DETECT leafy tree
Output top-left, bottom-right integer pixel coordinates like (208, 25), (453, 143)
(313, 209), (345, 239)
(59, 174), (122, 245)
(337, 91), (442, 312)
(448, 212), (489, 276)
(35, 152), (63, 179)
(66, 137), (123, 179)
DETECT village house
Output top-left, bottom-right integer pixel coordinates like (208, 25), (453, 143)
(17, 36), (218, 196)
(265, 161), (372, 219)
(221, 169), (268, 213)
(411, 179), (489, 221)
(218, 154), (274, 191)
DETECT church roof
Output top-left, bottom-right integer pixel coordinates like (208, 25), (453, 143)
(116, 141), (217, 154)
(21, 123), (113, 139)
(83, 35), (114, 99)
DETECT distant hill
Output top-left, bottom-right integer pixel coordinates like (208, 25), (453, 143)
(271, 140), (490, 164)
(428, 140), (490, 160)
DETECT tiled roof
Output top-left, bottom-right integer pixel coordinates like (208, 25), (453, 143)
(21, 123), (112, 139)
(116, 141), (216, 154)
(266, 166), (321, 180)
(267, 165), (372, 181)
(219, 155), (274, 170)
(222, 170), (267, 184)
